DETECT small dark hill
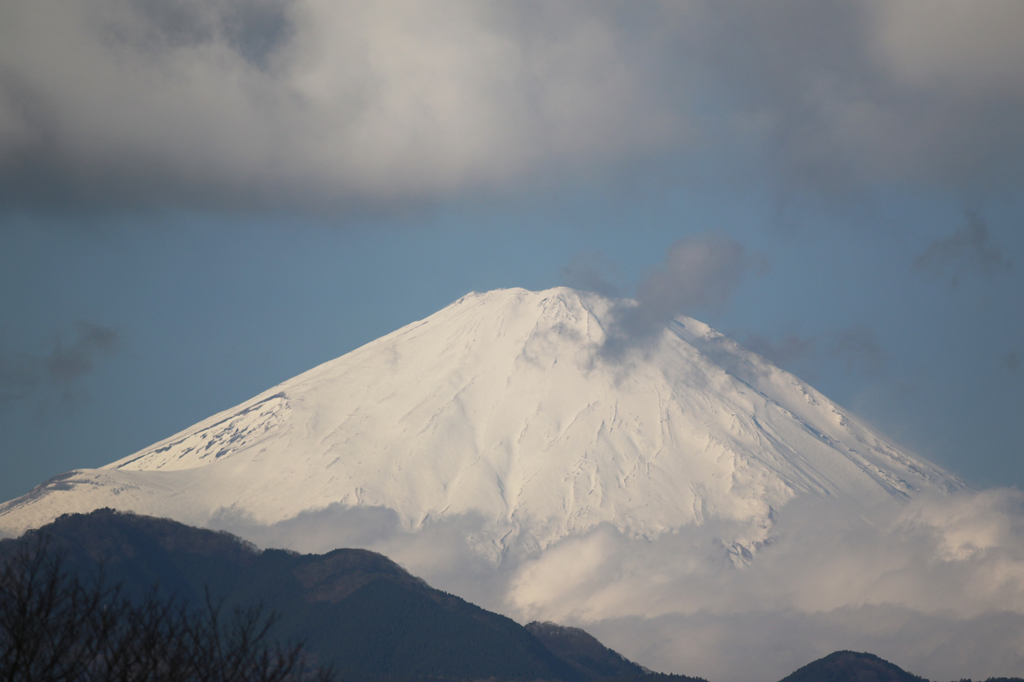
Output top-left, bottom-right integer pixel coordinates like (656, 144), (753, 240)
(598, 674), (708, 682)
(1, 509), (666, 682)
(526, 621), (647, 680)
(778, 651), (927, 682)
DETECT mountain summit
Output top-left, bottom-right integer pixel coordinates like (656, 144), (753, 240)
(0, 287), (961, 557)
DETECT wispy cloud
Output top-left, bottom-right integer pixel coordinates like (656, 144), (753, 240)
(47, 323), (119, 386)
(913, 209), (1012, 286)
(0, 322), (119, 411)
(731, 325), (886, 379)
(741, 332), (816, 369)
(561, 252), (620, 298)
(602, 234), (754, 357)
(0, 352), (39, 403)
(829, 325), (886, 375)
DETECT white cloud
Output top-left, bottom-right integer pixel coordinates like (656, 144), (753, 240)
(600, 233), (754, 356)
(586, 608), (1024, 682)
(872, 0), (1024, 99)
(210, 486), (1024, 681)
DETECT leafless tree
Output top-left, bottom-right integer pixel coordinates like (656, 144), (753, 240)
(0, 536), (331, 682)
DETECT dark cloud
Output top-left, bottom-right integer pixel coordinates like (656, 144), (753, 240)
(0, 0), (682, 213)
(913, 210), (1012, 286)
(561, 252), (620, 298)
(0, 352), (40, 403)
(603, 234), (751, 357)
(219, 0), (293, 69)
(47, 323), (119, 385)
(741, 332), (816, 369)
(733, 326), (887, 378)
(685, 2), (878, 197)
(126, 0), (292, 66)
(829, 325), (886, 375)
(0, 322), (119, 410)
(686, 2), (1024, 199)
(2, 1), (1022, 214)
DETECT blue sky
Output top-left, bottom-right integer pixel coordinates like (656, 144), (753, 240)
(1, 1), (1022, 503)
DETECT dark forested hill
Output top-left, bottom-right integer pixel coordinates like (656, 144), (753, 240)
(775, 648), (1024, 682)
(777, 651), (928, 682)
(526, 621), (647, 680)
(0, 509), (660, 682)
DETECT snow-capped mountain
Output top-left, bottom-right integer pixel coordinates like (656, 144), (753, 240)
(0, 287), (962, 553)
(9, 287), (1020, 682)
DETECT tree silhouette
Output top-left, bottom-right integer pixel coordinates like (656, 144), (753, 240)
(0, 536), (331, 682)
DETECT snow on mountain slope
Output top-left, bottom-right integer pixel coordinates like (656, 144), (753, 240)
(0, 284), (962, 552)
(0, 287), (963, 554)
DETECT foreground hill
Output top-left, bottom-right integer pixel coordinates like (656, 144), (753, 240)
(0, 509), (702, 682)
(526, 621), (647, 680)
(778, 651), (929, 682)
(777, 650), (1024, 682)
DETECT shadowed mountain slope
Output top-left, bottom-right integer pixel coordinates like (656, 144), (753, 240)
(526, 621), (647, 680)
(0, 509), (639, 682)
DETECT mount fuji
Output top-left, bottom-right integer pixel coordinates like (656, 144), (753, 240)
(0, 287), (962, 549)
(7, 287), (1016, 682)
